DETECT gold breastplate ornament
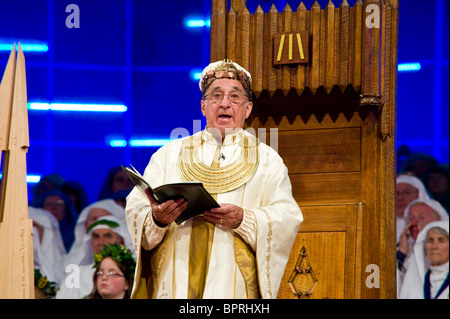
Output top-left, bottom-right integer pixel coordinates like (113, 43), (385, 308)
(177, 134), (259, 194)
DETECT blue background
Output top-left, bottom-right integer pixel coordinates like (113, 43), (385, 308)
(0, 0), (448, 204)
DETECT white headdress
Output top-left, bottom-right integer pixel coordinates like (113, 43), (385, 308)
(398, 221), (449, 299)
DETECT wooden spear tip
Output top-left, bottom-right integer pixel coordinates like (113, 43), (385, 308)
(283, 2), (292, 12)
(228, 6), (236, 14)
(17, 42), (24, 53)
(340, 0), (350, 7)
(326, 0), (335, 8)
(355, 0), (363, 4)
(311, 1), (321, 9)
(255, 5), (264, 13)
(269, 3), (278, 12)
(297, 2), (307, 11)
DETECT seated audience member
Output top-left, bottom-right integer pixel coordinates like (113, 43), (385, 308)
(32, 190), (78, 252)
(425, 164), (449, 214)
(396, 175), (430, 243)
(398, 221), (448, 299)
(31, 174), (65, 206)
(63, 199), (131, 268)
(59, 180), (90, 215)
(29, 207), (67, 285)
(97, 166), (134, 207)
(400, 152), (438, 183)
(85, 243), (136, 299)
(397, 198), (448, 295)
(57, 215), (134, 299)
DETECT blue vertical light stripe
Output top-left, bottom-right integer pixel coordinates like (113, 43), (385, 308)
(124, 0), (133, 165)
(46, 0), (55, 174)
(433, 0), (444, 162)
(200, 0), (211, 132)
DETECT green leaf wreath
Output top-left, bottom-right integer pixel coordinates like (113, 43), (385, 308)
(93, 243), (136, 276)
(34, 268), (58, 299)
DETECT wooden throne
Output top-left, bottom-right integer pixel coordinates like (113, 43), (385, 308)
(210, 0), (398, 299)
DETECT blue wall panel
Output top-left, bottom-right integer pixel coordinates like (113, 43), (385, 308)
(0, 0), (448, 203)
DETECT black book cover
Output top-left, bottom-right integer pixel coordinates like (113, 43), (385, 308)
(121, 165), (220, 224)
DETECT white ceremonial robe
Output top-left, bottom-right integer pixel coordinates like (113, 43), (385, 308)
(56, 264), (95, 299)
(126, 129), (303, 299)
(398, 221), (449, 299)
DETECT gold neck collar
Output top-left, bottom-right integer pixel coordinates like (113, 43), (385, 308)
(177, 131), (259, 194)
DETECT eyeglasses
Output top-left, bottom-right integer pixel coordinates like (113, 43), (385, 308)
(203, 90), (248, 104)
(96, 271), (124, 279)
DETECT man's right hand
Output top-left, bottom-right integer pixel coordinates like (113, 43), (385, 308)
(145, 189), (188, 227)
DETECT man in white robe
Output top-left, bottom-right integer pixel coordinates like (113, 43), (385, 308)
(63, 199), (132, 268)
(125, 60), (303, 299)
(396, 175), (430, 244)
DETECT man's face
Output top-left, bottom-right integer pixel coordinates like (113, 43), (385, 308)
(43, 195), (66, 221)
(91, 229), (124, 253)
(396, 183), (419, 217)
(407, 203), (440, 239)
(201, 78), (253, 137)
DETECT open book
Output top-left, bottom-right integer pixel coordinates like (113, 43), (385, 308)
(121, 165), (220, 224)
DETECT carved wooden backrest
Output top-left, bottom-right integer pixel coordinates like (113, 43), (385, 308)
(211, 0), (398, 298)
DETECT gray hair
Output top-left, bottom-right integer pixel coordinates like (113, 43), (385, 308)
(426, 226), (449, 241)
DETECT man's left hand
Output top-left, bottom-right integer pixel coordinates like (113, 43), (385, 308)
(204, 204), (243, 229)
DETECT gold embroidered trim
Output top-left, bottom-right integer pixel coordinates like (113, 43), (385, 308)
(177, 133), (259, 194)
(260, 208), (273, 299)
(135, 205), (150, 252)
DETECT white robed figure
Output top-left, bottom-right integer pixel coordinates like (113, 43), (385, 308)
(398, 221), (449, 299)
(125, 60), (303, 299)
(56, 215), (134, 299)
(29, 207), (67, 285)
(63, 199), (131, 268)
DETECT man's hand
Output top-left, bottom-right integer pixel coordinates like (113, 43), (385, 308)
(145, 189), (188, 227)
(398, 222), (412, 255)
(204, 203), (243, 229)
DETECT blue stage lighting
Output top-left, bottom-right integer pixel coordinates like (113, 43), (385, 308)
(0, 174), (41, 183)
(186, 19), (211, 28)
(109, 140), (127, 147)
(398, 63), (422, 72)
(129, 139), (171, 147)
(109, 139), (171, 147)
(190, 69), (203, 80)
(0, 43), (48, 53)
(28, 103), (127, 112)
